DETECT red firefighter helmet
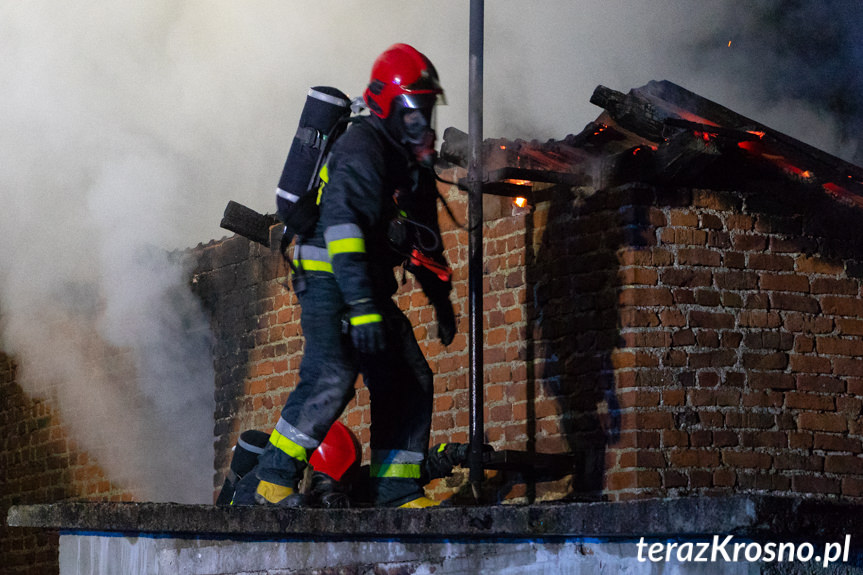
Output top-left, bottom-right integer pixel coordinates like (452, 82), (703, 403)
(363, 43), (445, 120)
(309, 420), (361, 481)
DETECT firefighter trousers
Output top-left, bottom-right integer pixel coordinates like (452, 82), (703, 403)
(256, 272), (434, 506)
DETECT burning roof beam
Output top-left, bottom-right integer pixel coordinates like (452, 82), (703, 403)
(591, 81), (863, 209)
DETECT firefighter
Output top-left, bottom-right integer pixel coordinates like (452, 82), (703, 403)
(252, 44), (457, 508)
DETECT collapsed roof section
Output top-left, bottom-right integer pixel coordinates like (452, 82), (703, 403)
(440, 80), (863, 210)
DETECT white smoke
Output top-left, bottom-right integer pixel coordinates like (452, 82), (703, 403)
(1, 0), (857, 503)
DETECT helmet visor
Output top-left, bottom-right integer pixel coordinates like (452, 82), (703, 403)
(397, 91), (446, 112)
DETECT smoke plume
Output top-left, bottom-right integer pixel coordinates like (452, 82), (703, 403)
(1, 1), (858, 503)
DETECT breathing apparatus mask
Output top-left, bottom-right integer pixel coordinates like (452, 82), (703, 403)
(386, 93), (440, 168)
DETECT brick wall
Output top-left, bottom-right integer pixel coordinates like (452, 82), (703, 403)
(0, 352), (133, 575)
(6, 168), (862, 574)
(604, 182), (863, 501)
(195, 174), (863, 506)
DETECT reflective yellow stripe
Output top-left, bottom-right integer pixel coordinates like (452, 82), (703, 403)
(350, 313), (382, 326)
(316, 164), (328, 205)
(293, 259), (333, 273)
(369, 462), (422, 479)
(269, 429), (309, 462)
(328, 237), (366, 258)
(437, 443), (448, 453)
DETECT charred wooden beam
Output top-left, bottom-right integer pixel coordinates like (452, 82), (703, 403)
(652, 129), (724, 185)
(590, 85), (666, 142)
(220, 200), (279, 247)
(663, 118), (762, 142)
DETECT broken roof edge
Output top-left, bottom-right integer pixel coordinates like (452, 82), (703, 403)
(441, 81), (863, 211)
(7, 495), (863, 542)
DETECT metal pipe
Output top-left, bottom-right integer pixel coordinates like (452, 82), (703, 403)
(467, 0), (485, 499)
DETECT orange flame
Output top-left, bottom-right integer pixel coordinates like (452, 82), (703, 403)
(513, 197), (528, 208)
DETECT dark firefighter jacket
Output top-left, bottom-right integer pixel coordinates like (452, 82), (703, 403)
(294, 114), (451, 307)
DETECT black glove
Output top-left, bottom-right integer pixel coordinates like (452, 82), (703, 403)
(348, 301), (385, 355)
(433, 298), (456, 346)
(423, 442), (469, 480)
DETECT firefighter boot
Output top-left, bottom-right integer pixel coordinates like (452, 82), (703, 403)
(255, 480), (306, 507)
(308, 470), (351, 508)
(398, 496), (440, 508)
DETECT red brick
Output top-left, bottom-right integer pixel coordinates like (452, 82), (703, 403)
(814, 434), (861, 453)
(793, 476), (841, 494)
(621, 331), (673, 348)
(769, 235), (816, 253)
(660, 268), (712, 287)
(837, 318), (863, 336)
(690, 311), (736, 329)
(619, 267), (659, 286)
(785, 392), (835, 411)
(678, 248), (722, 267)
(770, 293), (820, 314)
(750, 372), (796, 390)
(774, 453), (824, 471)
(795, 255), (844, 275)
(617, 247), (674, 266)
(661, 227), (707, 245)
(658, 309), (685, 327)
(811, 277), (858, 295)
(715, 270), (758, 290)
(689, 350), (737, 368)
(737, 310), (782, 328)
(742, 390), (783, 408)
(672, 330), (695, 346)
(841, 477), (863, 497)
(637, 411), (675, 430)
(741, 430), (786, 448)
(837, 396), (863, 415)
(701, 213), (723, 229)
(821, 296), (863, 317)
(749, 253), (794, 271)
(724, 251), (747, 269)
(731, 233), (768, 251)
(789, 431), (814, 449)
(620, 309), (660, 328)
(726, 214), (755, 230)
(798, 412), (847, 433)
(834, 358), (863, 377)
(742, 352), (788, 370)
(816, 337), (863, 357)
(618, 287), (674, 306)
(722, 450), (772, 469)
(796, 375), (845, 394)
(668, 449), (720, 467)
(783, 313), (833, 333)
(789, 355), (831, 374)
(668, 209), (698, 227)
(759, 273), (809, 293)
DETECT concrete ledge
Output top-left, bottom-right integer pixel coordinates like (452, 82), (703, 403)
(7, 495), (863, 541)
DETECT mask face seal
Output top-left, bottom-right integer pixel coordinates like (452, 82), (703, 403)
(401, 109), (431, 145)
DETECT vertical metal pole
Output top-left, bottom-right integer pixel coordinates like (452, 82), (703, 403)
(467, 0), (485, 498)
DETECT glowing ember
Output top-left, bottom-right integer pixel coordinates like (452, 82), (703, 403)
(513, 197), (528, 208)
(747, 130), (766, 139)
(504, 179), (532, 186)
